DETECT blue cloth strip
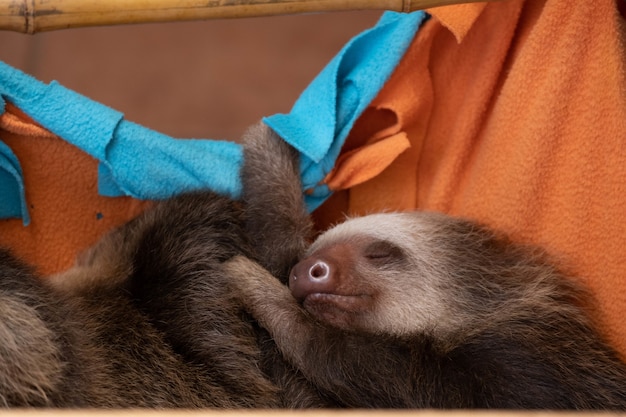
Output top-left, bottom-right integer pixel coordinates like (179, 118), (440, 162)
(98, 121), (243, 199)
(0, 141), (29, 225)
(265, 11), (427, 211)
(0, 10), (425, 223)
(0, 61), (243, 224)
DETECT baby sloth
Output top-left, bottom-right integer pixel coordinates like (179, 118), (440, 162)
(225, 212), (626, 409)
(1, 119), (625, 409)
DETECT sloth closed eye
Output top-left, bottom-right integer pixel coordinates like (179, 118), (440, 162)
(364, 241), (405, 263)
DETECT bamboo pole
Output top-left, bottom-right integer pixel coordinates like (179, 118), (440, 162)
(0, 0), (494, 34)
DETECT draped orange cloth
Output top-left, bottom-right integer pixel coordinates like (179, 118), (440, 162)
(1, 0), (625, 358)
(316, 0), (626, 355)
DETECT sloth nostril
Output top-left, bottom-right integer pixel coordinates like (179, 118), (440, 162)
(309, 262), (329, 280)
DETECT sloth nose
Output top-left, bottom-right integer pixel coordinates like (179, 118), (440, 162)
(289, 258), (333, 301)
(308, 261), (330, 280)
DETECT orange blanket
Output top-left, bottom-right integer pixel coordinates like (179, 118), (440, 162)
(317, 0), (626, 355)
(1, 0), (625, 357)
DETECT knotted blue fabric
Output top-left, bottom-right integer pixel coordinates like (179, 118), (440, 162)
(0, 10), (426, 224)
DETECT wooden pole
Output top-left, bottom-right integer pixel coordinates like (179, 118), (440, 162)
(0, 0), (494, 34)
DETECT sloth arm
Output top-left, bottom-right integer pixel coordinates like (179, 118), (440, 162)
(240, 124), (311, 280)
(224, 256), (315, 365)
(223, 255), (416, 407)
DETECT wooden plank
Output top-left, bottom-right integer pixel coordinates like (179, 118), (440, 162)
(0, 0), (497, 34)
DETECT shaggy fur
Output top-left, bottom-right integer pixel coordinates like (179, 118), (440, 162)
(225, 211), (626, 409)
(0, 123), (328, 408)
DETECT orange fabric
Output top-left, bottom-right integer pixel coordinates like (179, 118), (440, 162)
(0, 103), (151, 275)
(324, 130), (411, 191)
(316, 0), (626, 355)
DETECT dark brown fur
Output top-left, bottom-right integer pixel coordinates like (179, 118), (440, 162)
(225, 211), (626, 409)
(0, 122), (329, 408)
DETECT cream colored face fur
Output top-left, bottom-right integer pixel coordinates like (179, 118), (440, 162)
(308, 212), (465, 338)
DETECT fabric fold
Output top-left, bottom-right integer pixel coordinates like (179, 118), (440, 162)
(324, 131), (411, 191)
(98, 121), (243, 199)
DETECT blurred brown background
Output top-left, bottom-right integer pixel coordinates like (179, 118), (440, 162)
(0, 11), (379, 141)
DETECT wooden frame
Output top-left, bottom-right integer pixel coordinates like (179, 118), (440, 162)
(0, 0), (495, 34)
